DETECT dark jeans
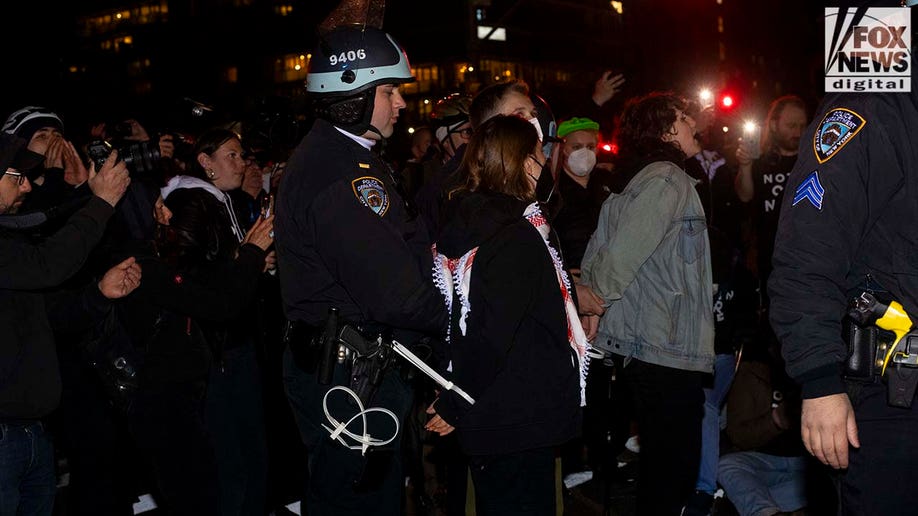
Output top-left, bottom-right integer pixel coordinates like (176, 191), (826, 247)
(620, 358), (704, 516)
(842, 380), (918, 515)
(468, 446), (556, 516)
(0, 421), (55, 516)
(205, 345), (268, 516)
(128, 381), (220, 516)
(282, 344), (412, 516)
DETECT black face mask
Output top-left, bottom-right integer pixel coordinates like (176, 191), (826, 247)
(535, 169), (556, 205)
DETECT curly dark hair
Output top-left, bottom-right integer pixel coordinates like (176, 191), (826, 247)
(616, 91), (689, 167)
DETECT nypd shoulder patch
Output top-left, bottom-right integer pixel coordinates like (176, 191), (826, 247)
(351, 176), (390, 216)
(813, 108), (865, 164)
(792, 170), (825, 210)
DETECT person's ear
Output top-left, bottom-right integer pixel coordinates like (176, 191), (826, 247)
(196, 152), (210, 171)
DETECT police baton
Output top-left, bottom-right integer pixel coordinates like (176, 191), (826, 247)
(390, 339), (475, 405)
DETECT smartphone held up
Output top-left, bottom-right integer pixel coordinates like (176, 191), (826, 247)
(741, 121), (761, 160)
(261, 192), (275, 219)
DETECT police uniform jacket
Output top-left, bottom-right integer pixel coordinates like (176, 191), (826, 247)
(275, 119), (447, 338)
(768, 89), (918, 399)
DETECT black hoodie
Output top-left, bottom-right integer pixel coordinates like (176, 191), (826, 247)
(435, 190), (582, 456)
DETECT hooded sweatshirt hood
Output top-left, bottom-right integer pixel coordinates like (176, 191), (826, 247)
(437, 191), (529, 258)
(161, 174), (245, 243)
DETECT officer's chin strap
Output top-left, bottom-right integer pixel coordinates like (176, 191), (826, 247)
(365, 124), (383, 140)
(321, 386), (399, 456)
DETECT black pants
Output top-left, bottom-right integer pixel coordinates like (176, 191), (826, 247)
(282, 344), (412, 516)
(842, 380), (918, 515)
(620, 358), (704, 516)
(53, 350), (138, 516)
(469, 446), (556, 516)
(128, 381), (220, 516)
(205, 345), (268, 516)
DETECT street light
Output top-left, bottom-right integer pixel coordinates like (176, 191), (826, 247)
(699, 88), (713, 108)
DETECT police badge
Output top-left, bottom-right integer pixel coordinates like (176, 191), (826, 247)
(351, 176), (390, 216)
(813, 108), (866, 164)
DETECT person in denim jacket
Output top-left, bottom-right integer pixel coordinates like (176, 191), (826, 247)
(580, 91), (714, 516)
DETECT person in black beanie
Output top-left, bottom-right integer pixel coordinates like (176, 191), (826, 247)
(1, 106), (91, 221)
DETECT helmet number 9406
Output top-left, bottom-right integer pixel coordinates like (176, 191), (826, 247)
(329, 49), (367, 66)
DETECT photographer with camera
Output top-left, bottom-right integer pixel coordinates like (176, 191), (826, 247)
(0, 133), (139, 516)
(3, 105), (168, 515)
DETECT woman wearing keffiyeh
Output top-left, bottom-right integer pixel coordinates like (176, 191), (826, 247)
(425, 114), (589, 516)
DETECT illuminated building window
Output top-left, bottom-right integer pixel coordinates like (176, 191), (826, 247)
(79, 1), (169, 37)
(275, 53), (309, 83)
(226, 66), (238, 84)
(402, 65), (439, 95)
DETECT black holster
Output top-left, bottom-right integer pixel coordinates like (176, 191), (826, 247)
(843, 317), (880, 380)
(337, 324), (395, 406)
(842, 317), (918, 408)
(285, 315), (396, 406)
(283, 312), (338, 386)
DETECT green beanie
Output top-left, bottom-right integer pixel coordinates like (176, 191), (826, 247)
(557, 117), (600, 138)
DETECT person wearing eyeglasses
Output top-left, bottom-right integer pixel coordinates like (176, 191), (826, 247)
(415, 93), (474, 241)
(0, 132), (136, 516)
(580, 92), (714, 516)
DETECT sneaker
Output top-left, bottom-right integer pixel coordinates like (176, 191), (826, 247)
(681, 490), (714, 516)
(625, 435), (640, 454)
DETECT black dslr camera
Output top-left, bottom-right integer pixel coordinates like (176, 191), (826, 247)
(86, 138), (161, 177)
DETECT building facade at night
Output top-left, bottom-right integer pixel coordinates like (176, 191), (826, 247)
(6, 0), (821, 150)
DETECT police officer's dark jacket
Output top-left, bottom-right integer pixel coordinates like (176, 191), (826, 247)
(275, 118), (447, 339)
(769, 88), (918, 399)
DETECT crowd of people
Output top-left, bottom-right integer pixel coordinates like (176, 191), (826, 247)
(4, 12), (918, 516)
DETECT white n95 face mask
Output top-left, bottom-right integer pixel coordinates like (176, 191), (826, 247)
(567, 148), (597, 177)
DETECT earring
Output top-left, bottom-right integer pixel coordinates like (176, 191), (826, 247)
(206, 169), (215, 179)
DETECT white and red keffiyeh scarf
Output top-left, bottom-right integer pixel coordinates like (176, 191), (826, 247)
(432, 202), (591, 405)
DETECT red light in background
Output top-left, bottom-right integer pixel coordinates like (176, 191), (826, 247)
(721, 95), (734, 109)
(601, 143), (619, 155)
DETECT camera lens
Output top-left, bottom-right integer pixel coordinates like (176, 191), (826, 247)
(119, 141), (161, 176)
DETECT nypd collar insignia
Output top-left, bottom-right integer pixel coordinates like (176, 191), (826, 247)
(792, 170), (825, 210)
(352, 176), (390, 216)
(813, 108), (865, 164)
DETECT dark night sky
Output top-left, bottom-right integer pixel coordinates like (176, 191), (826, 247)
(0, 1), (848, 131)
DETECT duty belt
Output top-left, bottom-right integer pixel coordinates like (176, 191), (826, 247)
(845, 291), (918, 408)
